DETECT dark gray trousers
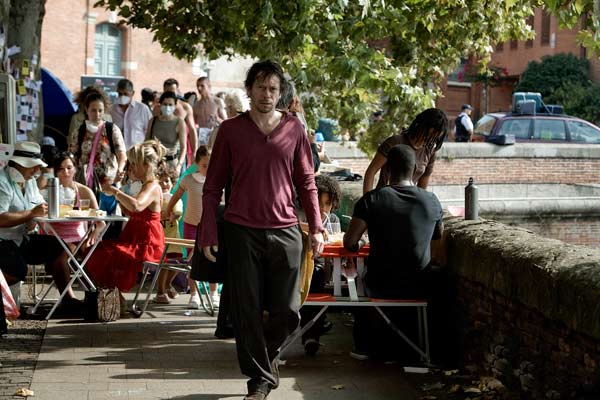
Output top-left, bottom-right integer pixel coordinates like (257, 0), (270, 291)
(224, 222), (302, 393)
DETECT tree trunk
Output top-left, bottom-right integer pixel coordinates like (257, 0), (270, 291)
(6, 0), (46, 142)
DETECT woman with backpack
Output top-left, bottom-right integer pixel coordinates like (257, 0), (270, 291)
(73, 91), (127, 194)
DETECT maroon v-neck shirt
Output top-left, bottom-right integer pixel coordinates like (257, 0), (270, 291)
(199, 112), (323, 247)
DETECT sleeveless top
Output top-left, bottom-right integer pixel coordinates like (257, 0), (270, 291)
(150, 118), (180, 155)
(48, 187), (87, 243)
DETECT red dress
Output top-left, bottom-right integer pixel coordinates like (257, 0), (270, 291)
(86, 208), (165, 292)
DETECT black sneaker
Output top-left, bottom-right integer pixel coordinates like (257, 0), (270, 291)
(304, 339), (320, 356)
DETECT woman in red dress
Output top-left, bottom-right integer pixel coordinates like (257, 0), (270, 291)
(86, 139), (165, 308)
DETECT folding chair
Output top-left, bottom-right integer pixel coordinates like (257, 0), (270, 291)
(131, 238), (215, 317)
(26, 264), (52, 302)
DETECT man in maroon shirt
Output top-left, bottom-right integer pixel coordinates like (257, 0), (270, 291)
(199, 60), (324, 400)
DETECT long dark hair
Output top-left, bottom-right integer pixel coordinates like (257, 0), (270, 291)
(53, 151), (76, 174)
(403, 108), (448, 151)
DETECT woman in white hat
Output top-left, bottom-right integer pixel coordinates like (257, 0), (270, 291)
(0, 141), (78, 307)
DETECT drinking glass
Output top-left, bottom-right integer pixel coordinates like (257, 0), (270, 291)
(79, 199), (91, 211)
(62, 198), (75, 208)
(327, 221), (341, 235)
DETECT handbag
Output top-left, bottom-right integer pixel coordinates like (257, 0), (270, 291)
(75, 122), (105, 196)
(1, 269), (20, 320)
(190, 205), (227, 284)
(75, 164), (102, 196)
(83, 287), (120, 322)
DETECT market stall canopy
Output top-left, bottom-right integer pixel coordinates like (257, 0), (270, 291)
(41, 67), (77, 149)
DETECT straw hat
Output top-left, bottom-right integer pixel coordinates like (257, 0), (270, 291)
(9, 141), (47, 168)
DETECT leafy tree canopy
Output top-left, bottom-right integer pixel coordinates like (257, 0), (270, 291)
(515, 53), (590, 98)
(96, 0), (599, 154)
(548, 81), (600, 125)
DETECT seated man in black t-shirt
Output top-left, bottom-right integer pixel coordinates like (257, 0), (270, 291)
(343, 144), (443, 360)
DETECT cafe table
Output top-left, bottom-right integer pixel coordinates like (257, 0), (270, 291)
(29, 214), (128, 319)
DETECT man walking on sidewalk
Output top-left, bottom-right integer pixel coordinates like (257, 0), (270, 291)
(199, 60), (324, 400)
(111, 78), (152, 150)
(192, 77), (227, 145)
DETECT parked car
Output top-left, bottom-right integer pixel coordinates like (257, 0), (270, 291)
(473, 113), (600, 144)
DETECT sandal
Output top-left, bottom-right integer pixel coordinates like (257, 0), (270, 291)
(153, 293), (171, 304)
(167, 287), (179, 299)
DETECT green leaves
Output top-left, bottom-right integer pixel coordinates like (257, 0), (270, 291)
(516, 53), (591, 98)
(94, 0), (600, 153)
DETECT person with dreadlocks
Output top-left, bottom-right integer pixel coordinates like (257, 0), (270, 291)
(362, 108), (448, 194)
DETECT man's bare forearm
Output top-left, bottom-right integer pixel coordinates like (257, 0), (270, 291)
(0, 210), (33, 228)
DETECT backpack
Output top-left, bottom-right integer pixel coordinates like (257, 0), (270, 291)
(77, 121), (116, 158)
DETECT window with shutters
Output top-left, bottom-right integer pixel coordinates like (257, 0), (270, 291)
(525, 16), (534, 48)
(94, 23), (122, 76)
(541, 10), (551, 45)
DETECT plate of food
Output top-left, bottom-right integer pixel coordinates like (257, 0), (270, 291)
(65, 209), (107, 218)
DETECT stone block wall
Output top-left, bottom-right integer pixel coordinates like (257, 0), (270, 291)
(438, 217), (600, 398)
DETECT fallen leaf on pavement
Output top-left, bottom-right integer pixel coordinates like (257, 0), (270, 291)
(14, 388), (34, 397)
(331, 384), (345, 390)
(444, 369), (459, 376)
(449, 384), (462, 393)
(465, 387), (482, 394)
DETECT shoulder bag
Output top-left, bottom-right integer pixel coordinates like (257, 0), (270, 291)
(83, 287), (120, 322)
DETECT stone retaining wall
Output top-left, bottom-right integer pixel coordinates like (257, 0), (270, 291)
(436, 217), (600, 397)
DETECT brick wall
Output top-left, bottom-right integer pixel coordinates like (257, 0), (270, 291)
(491, 9), (582, 77)
(337, 157), (600, 185)
(332, 143), (600, 185)
(430, 158), (600, 185)
(41, 0), (249, 98)
(504, 217), (600, 247)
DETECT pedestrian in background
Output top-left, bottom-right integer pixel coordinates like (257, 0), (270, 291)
(111, 79), (153, 150)
(141, 88), (157, 111)
(454, 104), (474, 142)
(146, 91), (187, 183)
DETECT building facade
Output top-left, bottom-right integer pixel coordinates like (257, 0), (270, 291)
(40, 0), (253, 102)
(437, 8), (597, 124)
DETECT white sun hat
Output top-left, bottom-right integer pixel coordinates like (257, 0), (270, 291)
(9, 141), (47, 168)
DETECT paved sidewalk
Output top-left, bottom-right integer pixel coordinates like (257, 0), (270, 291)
(28, 292), (419, 400)
(0, 319), (46, 399)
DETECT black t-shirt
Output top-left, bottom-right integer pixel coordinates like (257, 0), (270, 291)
(353, 185), (443, 292)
